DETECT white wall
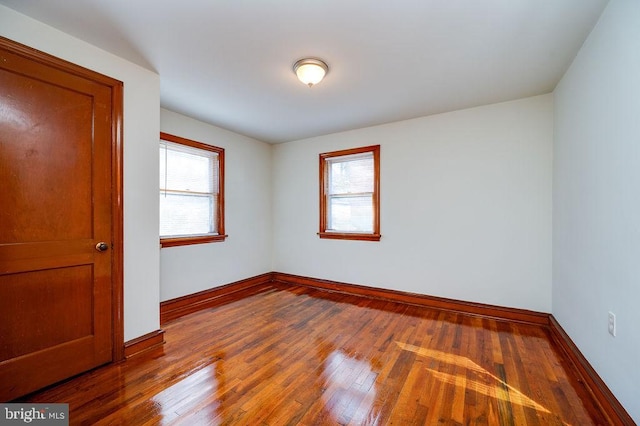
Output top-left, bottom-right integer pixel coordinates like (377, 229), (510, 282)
(553, 0), (640, 421)
(5, 4), (635, 418)
(0, 6), (161, 342)
(273, 95), (553, 312)
(159, 109), (272, 301)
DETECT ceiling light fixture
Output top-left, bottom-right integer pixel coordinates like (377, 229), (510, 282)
(293, 58), (328, 87)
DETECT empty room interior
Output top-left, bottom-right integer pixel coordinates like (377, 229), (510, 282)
(0, 0), (638, 424)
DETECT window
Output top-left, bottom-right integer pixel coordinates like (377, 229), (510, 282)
(160, 132), (226, 247)
(319, 145), (380, 241)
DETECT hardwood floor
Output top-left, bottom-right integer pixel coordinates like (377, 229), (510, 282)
(21, 283), (610, 425)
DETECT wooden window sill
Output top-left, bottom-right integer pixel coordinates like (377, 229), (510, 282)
(160, 234), (228, 248)
(318, 232), (381, 242)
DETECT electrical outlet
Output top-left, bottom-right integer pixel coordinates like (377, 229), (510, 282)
(608, 311), (616, 337)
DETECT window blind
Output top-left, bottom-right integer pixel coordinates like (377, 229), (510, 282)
(160, 140), (219, 237)
(326, 152), (374, 233)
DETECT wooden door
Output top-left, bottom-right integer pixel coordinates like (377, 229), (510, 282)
(0, 37), (123, 401)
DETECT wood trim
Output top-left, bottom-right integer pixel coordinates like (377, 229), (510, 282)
(0, 36), (122, 85)
(159, 132), (226, 247)
(124, 330), (165, 358)
(111, 77), (125, 363)
(319, 145), (381, 241)
(155, 271), (633, 423)
(548, 316), (635, 426)
(160, 234), (228, 248)
(270, 272), (633, 424)
(271, 272), (550, 325)
(0, 36), (126, 364)
(318, 232), (382, 241)
(160, 273), (273, 324)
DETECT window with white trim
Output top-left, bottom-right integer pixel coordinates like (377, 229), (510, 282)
(160, 132), (226, 247)
(319, 145), (380, 241)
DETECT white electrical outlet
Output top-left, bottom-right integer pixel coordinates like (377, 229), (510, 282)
(608, 311), (616, 337)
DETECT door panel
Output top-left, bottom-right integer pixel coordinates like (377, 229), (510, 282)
(0, 266), (94, 361)
(0, 38), (122, 401)
(0, 68), (94, 243)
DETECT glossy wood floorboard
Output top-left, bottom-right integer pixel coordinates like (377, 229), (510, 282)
(21, 283), (609, 425)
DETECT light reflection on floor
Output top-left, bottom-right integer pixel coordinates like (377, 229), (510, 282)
(320, 349), (376, 425)
(151, 362), (220, 425)
(395, 341), (571, 423)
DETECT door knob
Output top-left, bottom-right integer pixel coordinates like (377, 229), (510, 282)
(95, 242), (109, 252)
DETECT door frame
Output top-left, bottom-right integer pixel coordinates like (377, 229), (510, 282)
(1, 36), (125, 362)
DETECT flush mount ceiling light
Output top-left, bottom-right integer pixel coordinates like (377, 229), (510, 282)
(293, 58), (328, 87)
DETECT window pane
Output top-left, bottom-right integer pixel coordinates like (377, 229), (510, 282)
(328, 195), (373, 233)
(160, 143), (218, 194)
(329, 156), (373, 194)
(319, 145), (379, 240)
(160, 193), (216, 237)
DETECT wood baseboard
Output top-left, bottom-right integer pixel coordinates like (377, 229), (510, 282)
(548, 316), (635, 425)
(160, 272), (273, 324)
(271, 272), (550, 325)
(273, 272), (633, 424)
(155, 271), (634, 424)
(124, 329), (165, 358)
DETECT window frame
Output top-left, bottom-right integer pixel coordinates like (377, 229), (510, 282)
(318, 145), (381, 241)
(159, 132), (226, 248)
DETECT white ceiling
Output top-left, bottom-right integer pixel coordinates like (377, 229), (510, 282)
(1, 0), (608, 143)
